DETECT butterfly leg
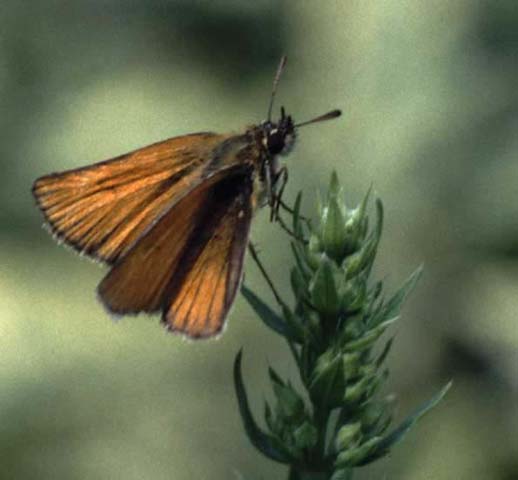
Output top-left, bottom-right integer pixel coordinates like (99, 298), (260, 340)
(269, 165), (288, 222)
(277, 199), (312, 226)
(247, 242), (284, 306)
(263, 160), (275, 212)
(275, 214), (307, 243)
(264, 164), (307, 242)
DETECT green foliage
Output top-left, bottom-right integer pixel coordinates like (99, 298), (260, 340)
(235, 173), (450, 479)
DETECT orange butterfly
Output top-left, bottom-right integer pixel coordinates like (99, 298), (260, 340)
(32, 56), (340, 338)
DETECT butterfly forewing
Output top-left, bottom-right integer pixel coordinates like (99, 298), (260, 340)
(32, 132), (242, 263)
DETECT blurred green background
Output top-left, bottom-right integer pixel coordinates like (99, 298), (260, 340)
(1, 1), (518, 478)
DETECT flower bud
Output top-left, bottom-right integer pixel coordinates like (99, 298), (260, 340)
(293, 420), (318, 450)
(309, 349), (345, 409)
(335, 436), (382, 468)
(342, 352), (361, 379)
(335, 422), (362, 451)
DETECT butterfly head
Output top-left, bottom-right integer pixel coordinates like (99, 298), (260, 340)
(262, 106), (296, 157)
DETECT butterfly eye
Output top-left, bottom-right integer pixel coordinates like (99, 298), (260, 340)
(267, 131), (285, 155)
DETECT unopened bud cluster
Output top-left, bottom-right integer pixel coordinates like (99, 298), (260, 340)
(235, 173), (449, 479)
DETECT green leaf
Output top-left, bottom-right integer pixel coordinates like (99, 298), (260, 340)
(291, 245), (314, 288)
(357, 381), (452, 465)
(268, 365), (285, 387)
(291, 267), (309, 304)
(291, 240), (312, 277)
(281, 306), (307, 343)
(356, 184), (372, 240)
(309, 349), (346, 409)
(373, 197), (384, 240)
(272, 381), (305, 422)
(344, 317), (398, 352)
(368, 281), (383, 303)
(292, 191), (303, 237)
(384, 265), (423, 319)
(233, 350), (293, 464)
(375, 337), (394, 368)
(264, 400), (274, 432)
(309, 256), (341, 316)
(242, 285), (302, 342)
(362, 402), (393, 438)
(369, 265), (423, 328)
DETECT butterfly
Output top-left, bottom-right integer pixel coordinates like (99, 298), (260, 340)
(32, 56), (341, 338)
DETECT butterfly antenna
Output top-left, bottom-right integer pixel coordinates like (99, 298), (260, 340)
(294, 109), (342, 128)
(267, 55), (288, 122)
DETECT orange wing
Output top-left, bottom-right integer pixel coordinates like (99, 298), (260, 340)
(98, 173), (253, 338)
(32, 132), (247, 263)
(163, 175), (253, 337)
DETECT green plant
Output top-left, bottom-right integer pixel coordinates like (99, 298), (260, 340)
(234, 173), (450, 479)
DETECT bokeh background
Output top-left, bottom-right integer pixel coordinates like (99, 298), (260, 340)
(1, 1), (517, 478)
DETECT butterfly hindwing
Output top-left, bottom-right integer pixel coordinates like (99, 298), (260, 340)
(97, 171), (253, 337)
(162, 174), (253, 337)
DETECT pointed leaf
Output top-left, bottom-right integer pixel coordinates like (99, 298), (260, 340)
(292, 191), (303, 236)
(241, 285), (290, 339)
(281, 306), (306, 343)
(291, 267), (309, 305)
(356, 185), (372, 241)
(357, 381), (452, 465)
(357, 185), (372, 221)
(369, 265), (423, 328)
(291, 242), (313, 280)
(375, 337), (395, 368)
(233, 350), (293, 464)
(375, 197), (383, 229)
(383, 265), (423, 320)
(272, 380), (305, 422)
(344, 317), (398, 352)
(268, 366), (285, 387)
(264, 400), (274, 432)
